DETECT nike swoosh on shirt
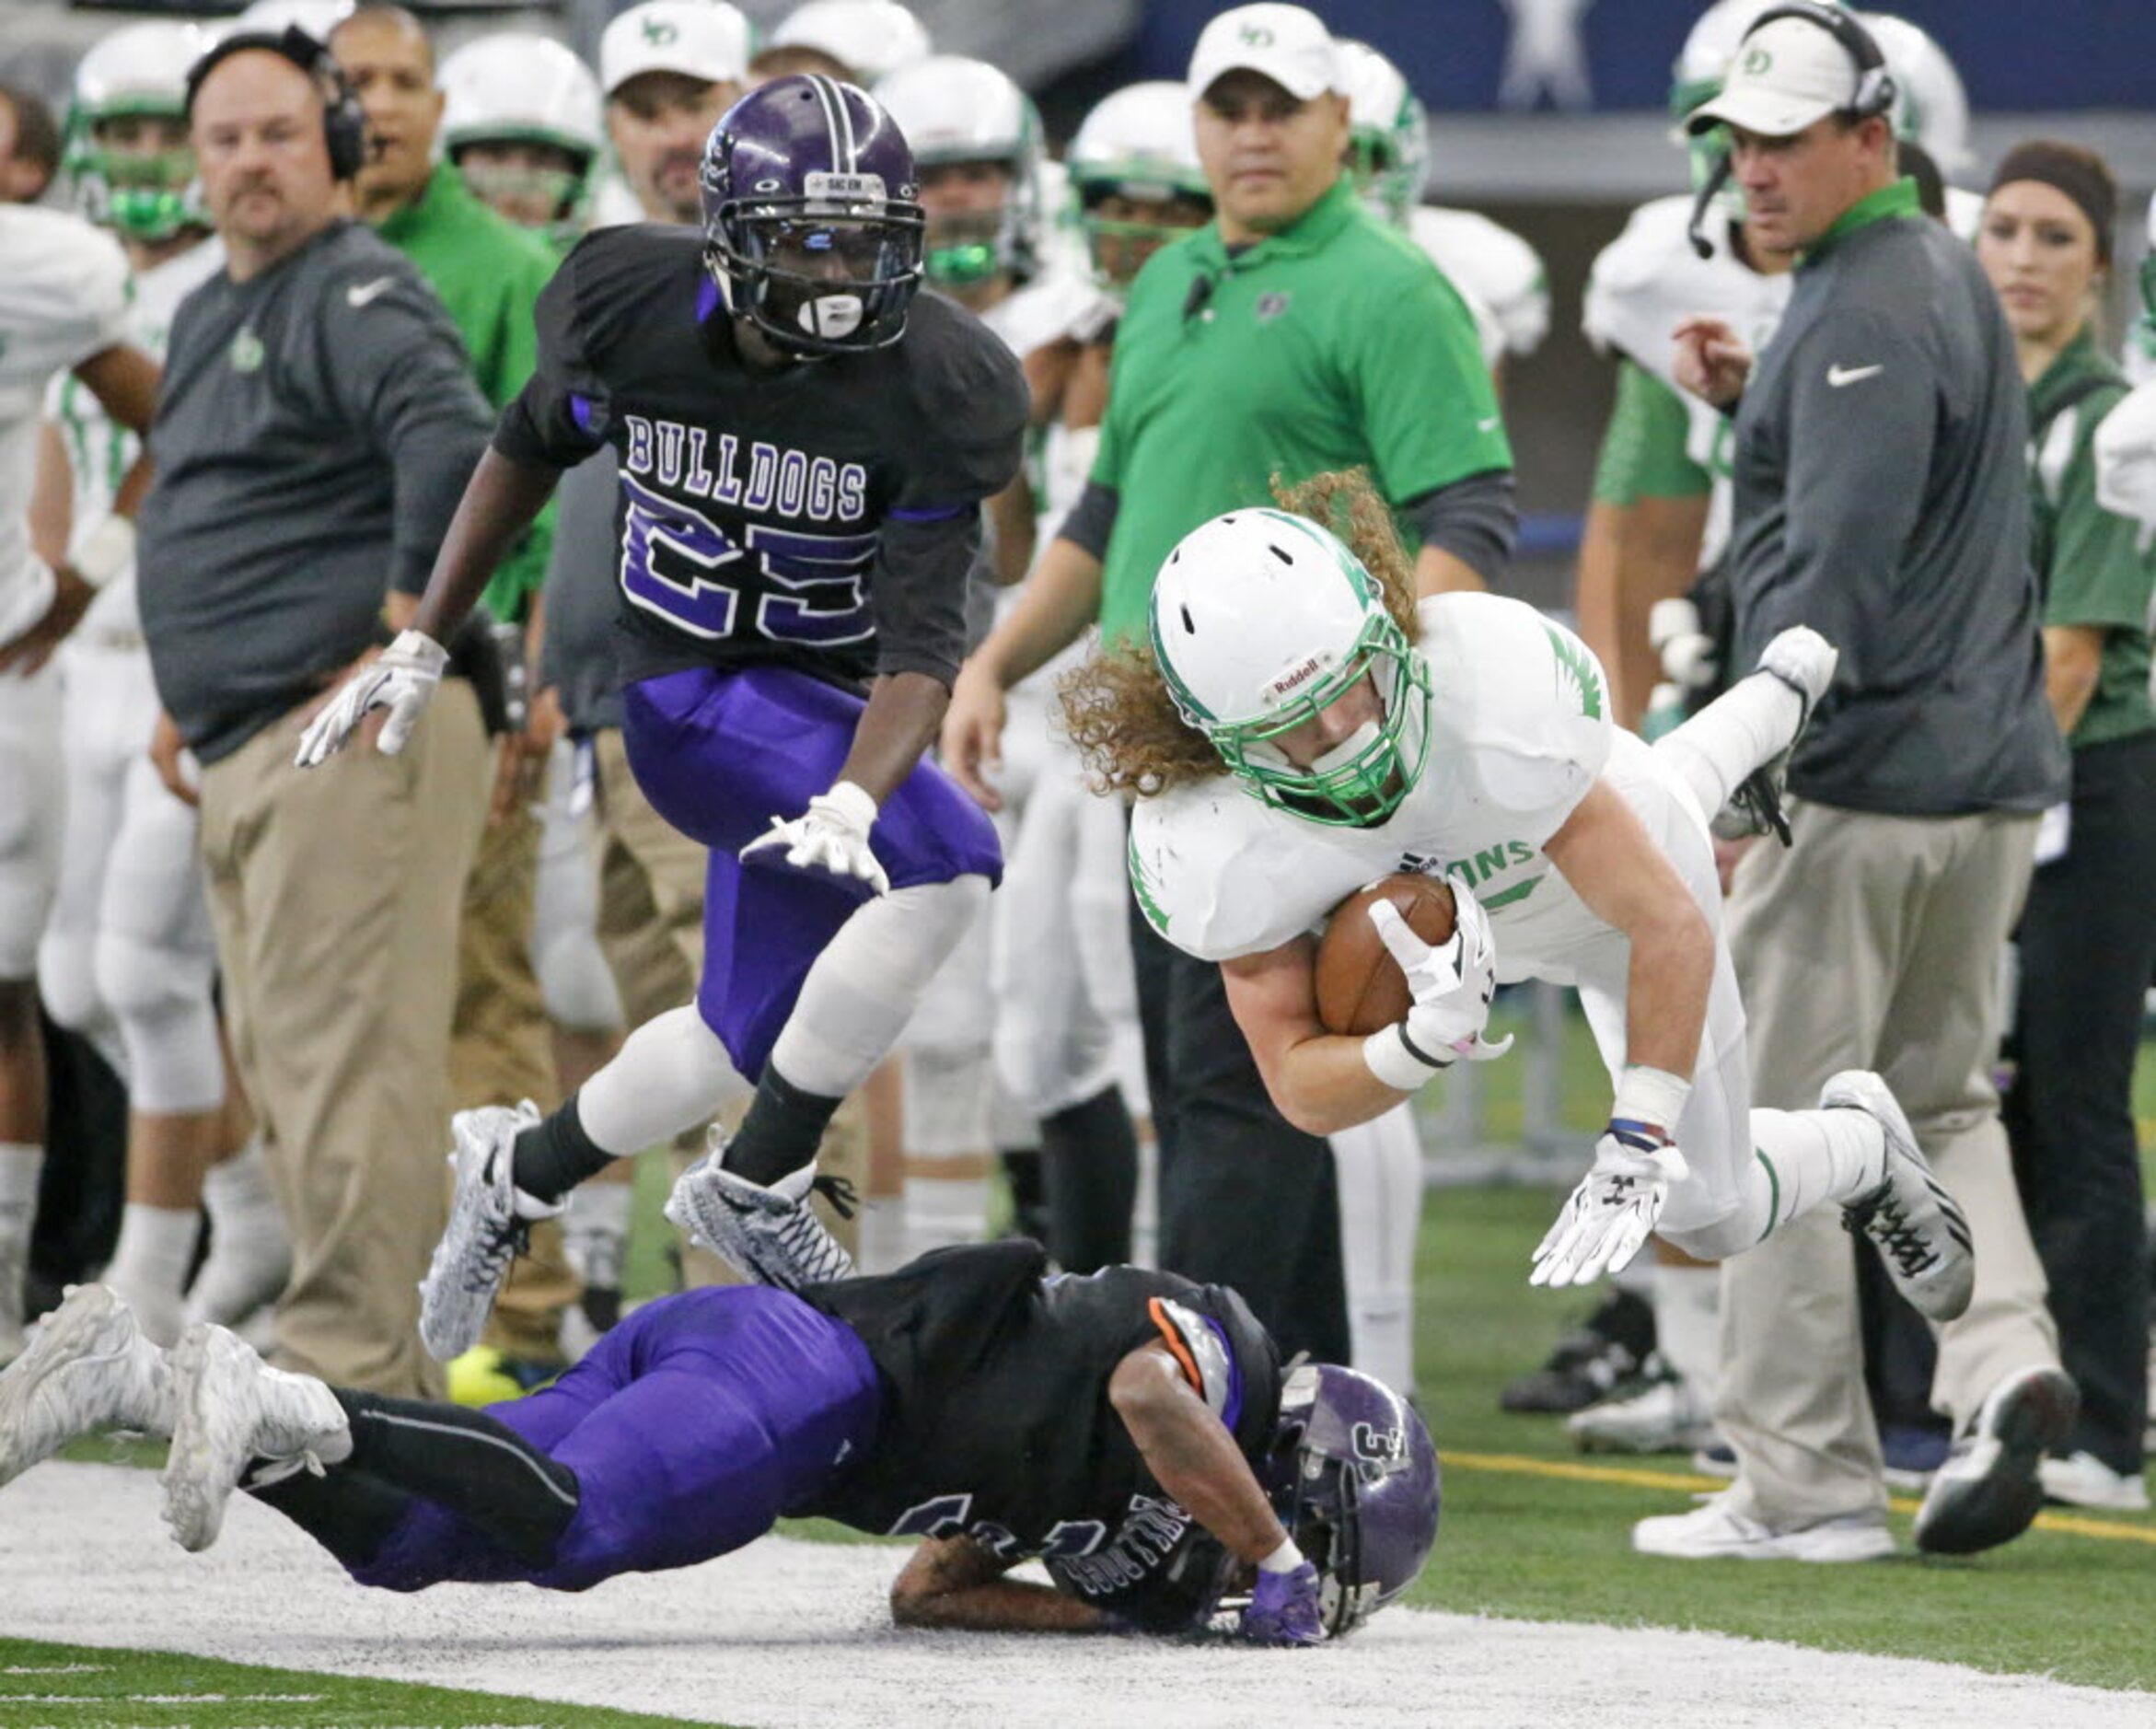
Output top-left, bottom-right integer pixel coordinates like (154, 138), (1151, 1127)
(1826, 363), (1884, 388)
(346, 276), (397, 308)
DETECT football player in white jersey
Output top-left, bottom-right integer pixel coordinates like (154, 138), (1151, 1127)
(435, 33), (605, 246)
(0, 197), (161, 1363)
(1062, 480), (1978, 1463)
(1336, 41), (1549, 385)
(30, 21), (291, 1352)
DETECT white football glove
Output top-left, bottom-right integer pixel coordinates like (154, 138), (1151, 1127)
(295, 629), (448, 766)
(740, 779), (888, 895)
(1369, 887), (1513, 1062)
(1530, 1123), (1690, 1288)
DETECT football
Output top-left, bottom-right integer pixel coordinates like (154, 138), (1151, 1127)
(1314, 874), (1459, 1037)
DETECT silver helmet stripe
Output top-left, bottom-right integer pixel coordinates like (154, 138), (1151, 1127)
(806, 73), (858, 173)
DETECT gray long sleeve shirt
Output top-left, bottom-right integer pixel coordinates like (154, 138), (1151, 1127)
(1726, 182), (2066, 816)
(138, 221), (493, 763)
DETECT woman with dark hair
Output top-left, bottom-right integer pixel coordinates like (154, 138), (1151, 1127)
(1978, 140), (2156, 1512)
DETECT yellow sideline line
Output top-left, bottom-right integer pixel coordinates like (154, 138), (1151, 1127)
(1443, 1450), (2156, 1546)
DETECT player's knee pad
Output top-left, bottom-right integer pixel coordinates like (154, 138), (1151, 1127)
(92, 931), (223, 1115)
(774, 876), (992, 1100)
(34, 923), (103, 1036)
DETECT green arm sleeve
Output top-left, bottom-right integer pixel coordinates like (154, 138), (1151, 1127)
(478, 253), (561, 622)
(2045, 400), (2156, 633)
(1593, 360), (1710, 507)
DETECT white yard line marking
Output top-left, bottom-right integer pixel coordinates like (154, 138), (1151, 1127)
(3, 1463), (2149, 1729)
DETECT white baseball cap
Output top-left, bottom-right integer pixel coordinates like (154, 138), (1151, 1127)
(600, 1), (750, 99)
(1685, 15), (1877, 139)
(1187, 4), (1341, 103)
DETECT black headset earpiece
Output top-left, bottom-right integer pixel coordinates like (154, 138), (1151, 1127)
(182, 23), (371, 182)
(1743, 1), (1898, 122)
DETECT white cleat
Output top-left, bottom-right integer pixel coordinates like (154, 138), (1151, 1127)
(418, 1103), (556, 1363)
(0, 1285), (172, 1489)
(162, 1322), (345, 1553)
(1568, 1374), (1719, 1456)
(1632, 1492), (1894, 1562)
(664, 1144), (855, 1293)
(2038, 1450), (2149, 1513)
(1823, 1070), (1975, 1323)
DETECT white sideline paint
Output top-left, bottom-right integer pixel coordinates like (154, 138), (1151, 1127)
(0, 1465), (2149, 1729)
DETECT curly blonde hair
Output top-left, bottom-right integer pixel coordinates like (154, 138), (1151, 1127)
(1057, 467), (1422, 800)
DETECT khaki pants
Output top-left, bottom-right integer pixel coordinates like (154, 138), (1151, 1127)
(451, 800), (579, 1363)
(1716, 802), (2058, 1522)
(589, 727), (864, 1271)
(198, 684), (490, 1397)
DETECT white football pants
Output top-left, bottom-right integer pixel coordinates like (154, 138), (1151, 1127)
(35, 642), (221, 1112)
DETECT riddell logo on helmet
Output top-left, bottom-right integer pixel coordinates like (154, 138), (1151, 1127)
(1265, 656), (1327, 702)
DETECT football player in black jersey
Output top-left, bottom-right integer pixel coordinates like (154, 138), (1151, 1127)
(296, 75), (1030, 1331)
(0, 1246), (1439, 1646)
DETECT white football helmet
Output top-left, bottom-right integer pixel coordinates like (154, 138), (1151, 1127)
(1860, 14), (1973, 175)
(438, 34), (604, 237)
(771, 1), (931, 85)
(1151, 510), (1431, 828)
(232, 0), (355, 35)
(875, 55), (1043, 288)
(1337, 41), (1429, 228)
(1066, 81), (1211, 294)
(65, 20), (210, 240)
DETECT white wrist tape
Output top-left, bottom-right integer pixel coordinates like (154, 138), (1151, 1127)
(1612, 1064), (1693, 1135)
(820, 779), (879, 825)
(1258, 1537), (1306, 1575)
(1363, 1023), (1446, 1092)
(67, 514), (136, 590)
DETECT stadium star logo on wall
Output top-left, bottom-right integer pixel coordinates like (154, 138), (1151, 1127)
(1498, 0), (1596, 111)
(1256, 291), (1292, 324)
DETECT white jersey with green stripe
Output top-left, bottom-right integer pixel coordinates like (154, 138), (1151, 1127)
(1583, 194), (1791, 571)
(1129, 591), (1617, 975)
(42, 236), (224, 639)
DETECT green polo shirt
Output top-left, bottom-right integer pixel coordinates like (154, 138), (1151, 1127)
(1091, 174), (1511, 646)
(377, 162), (560, 621)
(2027, 325), (2156, 748)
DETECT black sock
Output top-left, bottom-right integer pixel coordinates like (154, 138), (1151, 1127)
(249, 1463), (417, 1573)
(510, 1093), (617, 1204)
(1039, 1085), (1139, 1274)
(723, 1065), (841, 1186)
(1001, 1148), (1049, 1240)
(336, 1389), (580, 1569)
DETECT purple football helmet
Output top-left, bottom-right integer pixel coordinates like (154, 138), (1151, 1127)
(1266, 1363), (1440, 1636)
(701, 74), (925, 355)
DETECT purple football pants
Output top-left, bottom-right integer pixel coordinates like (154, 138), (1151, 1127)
(620, 665), (1003, 1081)
(348, 1287), (882, 1592)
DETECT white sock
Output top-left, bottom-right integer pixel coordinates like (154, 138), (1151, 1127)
(104, 1202), (201, 1313)
(1740, 1107), (1884, 1244)
(902, 1171), (988, 1262)
(203, 1140), (277, 1223)
(1652, 667), (1803, 825)
(0, 1143), (42, 1257)
(1651, 1262), (1721, 1407)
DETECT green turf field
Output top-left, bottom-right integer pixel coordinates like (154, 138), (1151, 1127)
(31, 1004), (2156, 1715)
(0, 1637), (732, 1729)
